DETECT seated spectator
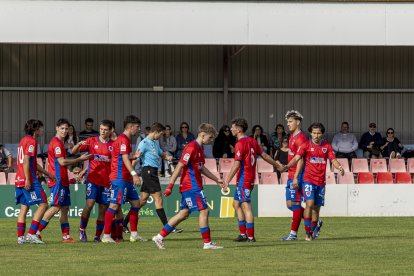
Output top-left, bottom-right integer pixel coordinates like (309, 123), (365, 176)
(213, 125), (236, 158)
(359, 122), (383, 159)
(0, 144), (13, 172)
(160, 125), (177, 177)
(175, 122), (195, 159)
(79, 118), (99, 141)
(64, 124), (79, 156)
(274, 137), (289, 178)
(331, 121), (358, 162)
(380, 128), (403, 159)
(251, 124), (269, 154)
(269, 124), (286, 157)
(69, 166), (85, 184)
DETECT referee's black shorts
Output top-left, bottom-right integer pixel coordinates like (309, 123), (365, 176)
(141, 166), (161, 193)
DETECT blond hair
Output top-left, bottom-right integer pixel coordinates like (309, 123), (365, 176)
(198, 123), (218, 138)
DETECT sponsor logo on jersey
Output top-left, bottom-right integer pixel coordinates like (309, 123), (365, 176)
(310, 157), (326, 164)
(120, 144), (127, 152)
(28, 145), (34, 153)
(94, 154), (110, 162)
(183, 153), (190, 162)
(55, 147), (61, 155)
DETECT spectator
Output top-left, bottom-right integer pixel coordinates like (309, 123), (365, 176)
(159, 125), (177, 177)
(274, 137), (289, 178)
(269, 124), (286, 157)
(251, 124), (269, 154)
(79, 118), (99, 141)
(331, 122), (358, 162)
(359, 122), (383, 158)
(64, 124), (79, 156)
(0, 144), (13, 172)
(69, 166), (85, 184)
(175, 122), (195, 159)
(213, 125), (236, 158)
(380, 128), (403, 159)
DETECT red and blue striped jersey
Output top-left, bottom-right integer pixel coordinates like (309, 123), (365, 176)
(110, 134), (132, 183)
(179, 140), (205, 192)
(288, 131), (307, 179)
(234, 136), (262, 190)
(47, 137), (69, 188)
(15, 136), (38, 187)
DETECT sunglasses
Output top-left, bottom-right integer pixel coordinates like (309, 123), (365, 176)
(224, 129), (230, 132)
(181, 126), (188, 129)
(387, 132), (394, 134)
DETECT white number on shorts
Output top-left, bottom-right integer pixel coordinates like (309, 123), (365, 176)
(304, 184), (313, 192)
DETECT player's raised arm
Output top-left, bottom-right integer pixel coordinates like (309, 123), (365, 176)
(71, 140), (88, 154)
(56, 152), (92, 167)
(164, 161), (185, 197)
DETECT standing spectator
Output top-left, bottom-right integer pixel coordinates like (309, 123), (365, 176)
(331, 122), (358, 162)
(64, 124), (79, 156)
(269, 124), (286, 157)
(251, 125), (269, 154)
(213, 125), (236, 158)
(0, 144), (13, 172)
(274, 137), (289, 178)
(380, 128), (403, 159)
(159, 125), (177, 177)
(175, 122), (195, 159)
(359, 122), (383, 159)
(79, 118), (99, 141)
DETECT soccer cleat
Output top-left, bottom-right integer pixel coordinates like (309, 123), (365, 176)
(280, 233), (298, 241)
(93, 236), (101, 243)
(79, 229), (87, 242)
(314, 220), (323, 239)
(62, 237), (77, 243)
(203, 242), (224, 250)
(171, 228), (184, 234)
(130, 232), (147, 242)
(152, 235), (165, 250)
(17, 236), (26, 245)
(102, 235), (116, 243)
(123, 226), (130, 234)
(305, 232), (313, 241)
(26, 234), (45, 244)
(246, 237), (256, 243)
(234, 234), (248, 242)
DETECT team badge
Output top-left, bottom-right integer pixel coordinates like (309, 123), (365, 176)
(322, 148), (327, 153)
(237, 151), (241, 157)
(28, 145), (34, 153)
(183, 153), (190, 162)
(86, 190), (91, 196)
(108, 146), (113, 151)
(120, 144), (127, 151)
(55, 147), (61, 155)
(306, 191), (311, 197)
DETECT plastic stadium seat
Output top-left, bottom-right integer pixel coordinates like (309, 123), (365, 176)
(376, 172), (393, 184)
(357, 172), (374, 184)
(257, 158), (274, 173)
(326, 159), (331, 173)
(325, 172), (336, 184)
(280, 172), (289, 185)
(407, 158), (414, 173)
(222, 172), (237, 184)
(0, 172), (7, 185)
(337, 172), (355, 184)
(370, 159), (387, 173)
(218, 158), (234, 173)
(203, 171), (221, 185)
(254, 172), (260, 184)
(394, 172), (412, 184)
(7, 173), (16, 185)
(351, 159), (369, 173)
(260, 172), (279, 184)
(204, 158), (218, 172)
(333, 158), (350, 173)
(388, 159), (406, 173)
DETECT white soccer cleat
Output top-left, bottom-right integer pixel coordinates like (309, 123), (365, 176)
(101, 235), (116, 243)
(203, 242), (223, 250)
(26, 233), (45, 244)
(130, 232), (147, 242)
(152, 235), (165, 250)
(17, 236), (26, 245)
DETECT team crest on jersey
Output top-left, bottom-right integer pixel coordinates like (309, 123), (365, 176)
(121, 144), (126, 151)
(322, 148), (327, 153)
(236, 151), (241, 157)
(55, 147), (61, 155)
(183, 153), (190, 162)
(108, 146), (113, 151)
(28, 145), (34, 153)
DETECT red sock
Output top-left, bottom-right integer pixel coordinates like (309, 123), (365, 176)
(128, 208), (139, 232)
(95, 220), (104, 237)
(79, 215), (89, 230)
(17, 222), (26, 237)
(291, 207), (304, 232)
(28, 220), (40, 235)
(238, 220), (246, 235)
(160, 224), (174, 238)
(200, 227), (211, 244)
(246, 223), (254, 239)
(304, 217), (312, 233)
(104, 208), (116, 235)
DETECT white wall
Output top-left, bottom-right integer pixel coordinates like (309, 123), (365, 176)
(1, 1), (414, 45)
(258, 184), (414, 217)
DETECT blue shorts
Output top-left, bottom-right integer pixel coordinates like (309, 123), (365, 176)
(15, 182), (48, 206)
(86, 182), (110, 205)
(286, 173), (304, 202)
(179, 190), (208, 213)
(302, 182), (325, 207)
(233, 186), (252, 203)
(50, 184), (71, 207)
(109, 180), (139, 205)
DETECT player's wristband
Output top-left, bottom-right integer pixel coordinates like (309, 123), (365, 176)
(167, 183), (174, 190)
(130, 170), (137, 176)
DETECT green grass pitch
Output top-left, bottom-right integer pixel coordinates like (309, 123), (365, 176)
(1, 217), (413, 275)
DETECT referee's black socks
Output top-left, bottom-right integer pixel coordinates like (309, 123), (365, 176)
(156, 208), (169, 225)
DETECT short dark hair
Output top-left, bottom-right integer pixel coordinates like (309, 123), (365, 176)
(252, 125), (263, 134)
(231, 118), (248, 133)
(56, 118), (70, 127)
(100, 119), (113, 129)
(123, 115), (141, 129)
(341, 121), (349, 126)
(308, 122), (325, 134)
(85, 118), (94, 124)
(24, 119), (44, 136)
(109, 120), (115, 129)
(165, 125), (172, 130)
(150, 122), (166, 133)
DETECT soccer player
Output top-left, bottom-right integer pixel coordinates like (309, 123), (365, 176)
(15, 119), (56, 244)
(280, 110), (308, 241)
(152, 123), (225, 250)
(285, 122), (344, 241)
(225, 118), (282, 242)
(36, 118), (92, 242)
(102, 115), (144, 243)
(72, 119), (114, 242)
